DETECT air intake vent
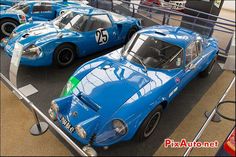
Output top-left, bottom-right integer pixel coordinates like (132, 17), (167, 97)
(155, 31), (166, 36)
(22, 33), (29, 38)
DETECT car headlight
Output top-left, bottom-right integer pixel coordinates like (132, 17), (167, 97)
(22, 44), (42, 58)
(75, 125), (87, 139)
(112, 119), (127, 135)
(10, 31), (17, 39)
(48, 101), (59, 121)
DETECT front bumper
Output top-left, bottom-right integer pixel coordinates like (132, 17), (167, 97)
(4, 43), (53, 67)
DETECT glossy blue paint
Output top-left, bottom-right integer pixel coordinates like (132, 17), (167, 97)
(52, 25), (219, 147)
(0, 1), (85, 28)
(3, 8), (141, 66)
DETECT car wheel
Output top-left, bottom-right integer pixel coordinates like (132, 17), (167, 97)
(199, 56), (217, 77)
(53, 44), (76, 67)
(0, 19), (19, 38)
(125, 27), (138, 43)
(135, 105), (163, 142)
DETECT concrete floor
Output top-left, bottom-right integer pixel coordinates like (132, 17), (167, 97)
(0, 82), (72, 156)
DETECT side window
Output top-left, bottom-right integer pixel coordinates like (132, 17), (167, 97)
(33, 3), (52, 13)
(86, 15), (112, 32)
(162, 49), (183, 69)
(186, 42), (198, 65)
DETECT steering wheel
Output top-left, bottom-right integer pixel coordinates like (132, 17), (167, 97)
(150, 47), (168, 60)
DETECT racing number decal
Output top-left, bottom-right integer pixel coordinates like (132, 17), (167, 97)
(95, 28), (109, 45)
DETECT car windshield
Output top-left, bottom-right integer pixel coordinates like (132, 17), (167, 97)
(10, 3), (29, 14)
(122, 33), (183, 70)
(54, 11), (89, 32)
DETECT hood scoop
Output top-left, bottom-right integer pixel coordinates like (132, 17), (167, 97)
(22, 33), (29, 38)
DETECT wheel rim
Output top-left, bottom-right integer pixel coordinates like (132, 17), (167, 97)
(57, 48), (74, 66)
(144, 112), (161, 138)
(1, 22), (17, 36)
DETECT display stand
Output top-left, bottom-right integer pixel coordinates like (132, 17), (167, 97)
(9, 43), (48, 136)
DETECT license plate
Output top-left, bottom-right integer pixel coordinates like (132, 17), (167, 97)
(60, 116), (75, 133)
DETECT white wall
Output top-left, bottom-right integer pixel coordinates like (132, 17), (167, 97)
(222, 1), (235, 11)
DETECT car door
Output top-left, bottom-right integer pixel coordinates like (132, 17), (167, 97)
(30, 2), (55, 21)
(80, 14), (118, 56)
(178, 40), (204, 88)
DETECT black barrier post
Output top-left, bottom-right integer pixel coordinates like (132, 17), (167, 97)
(30, 106), (49, 136)
(132, 3), (135, 17)
(162, 12), (166, 25)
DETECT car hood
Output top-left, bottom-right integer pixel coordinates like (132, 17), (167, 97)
(1, 9), (25, 15)
(74, 61), (151, 115)
(10, 23), (73, 47)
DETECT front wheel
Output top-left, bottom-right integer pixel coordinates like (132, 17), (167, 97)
(53, 44), (76, 67)
(125, 27), (138, 43)
(135, 105), (163, 142)
(0, 19), (19, 38)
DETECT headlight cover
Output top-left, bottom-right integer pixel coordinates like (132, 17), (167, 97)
(75, 125), (87, 139)
(22, 44), (42, 58)
(112, 119), (127, 135)
(9, 31), (17, 39)
(48, 101), (59, 121)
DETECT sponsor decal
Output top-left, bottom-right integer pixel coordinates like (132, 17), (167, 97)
(95, 28), (109, 45)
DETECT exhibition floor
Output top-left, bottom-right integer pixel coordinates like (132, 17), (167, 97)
(1, 71), (235, 156)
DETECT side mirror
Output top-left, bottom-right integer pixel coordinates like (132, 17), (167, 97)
(28, 17), (33, 23)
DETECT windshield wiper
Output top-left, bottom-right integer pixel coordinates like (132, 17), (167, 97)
(128, 51), (147, 73)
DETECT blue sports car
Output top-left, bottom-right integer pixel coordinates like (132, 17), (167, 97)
(48, 25), (218, 154)
(3, 8), (141, 67)
(0, 0), (86, 38)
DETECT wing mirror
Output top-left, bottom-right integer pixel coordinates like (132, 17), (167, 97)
(28, 17), (33, 23)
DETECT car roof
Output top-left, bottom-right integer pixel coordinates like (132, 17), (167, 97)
(18, 1), (82, 6)
(139, 25), (199, 48)
(71, 8), (112, 16)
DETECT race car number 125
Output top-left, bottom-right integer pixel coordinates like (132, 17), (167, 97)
(95, 28), (109, 45)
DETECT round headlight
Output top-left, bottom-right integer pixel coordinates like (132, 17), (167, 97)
(112, 119), (127, 135)
(48, 101), (59, 121)
(22, 45), (42, 58)
(76, 125), (87, 139)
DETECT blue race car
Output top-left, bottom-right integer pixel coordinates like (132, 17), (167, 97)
(0, 0), (86, 38)
(3, 8), (141, 67)
(48, 25), (218, 153)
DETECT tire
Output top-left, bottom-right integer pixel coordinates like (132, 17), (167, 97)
(0, 18), (19, 38)
(125, 27), (138, 43)
(53, 44), (76, 67)
(199, 56), (217, 77)
(135, 105), (163, 142)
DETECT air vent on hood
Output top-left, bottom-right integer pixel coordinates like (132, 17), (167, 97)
(78, 92), (101, 112)
(22, 33), (29, 38)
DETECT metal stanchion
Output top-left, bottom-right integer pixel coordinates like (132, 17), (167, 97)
(30, 105), (49, 136)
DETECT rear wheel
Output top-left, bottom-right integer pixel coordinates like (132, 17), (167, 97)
(53, 44), (76, 67)
(135, 105), (163, 142)
(199, 56), (217, 77)
(0, 19), (19, 38)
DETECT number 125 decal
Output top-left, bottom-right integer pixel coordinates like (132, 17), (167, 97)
(95, 28), (109, 45)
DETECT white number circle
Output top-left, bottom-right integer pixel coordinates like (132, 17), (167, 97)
(95, 28), (109, 45)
